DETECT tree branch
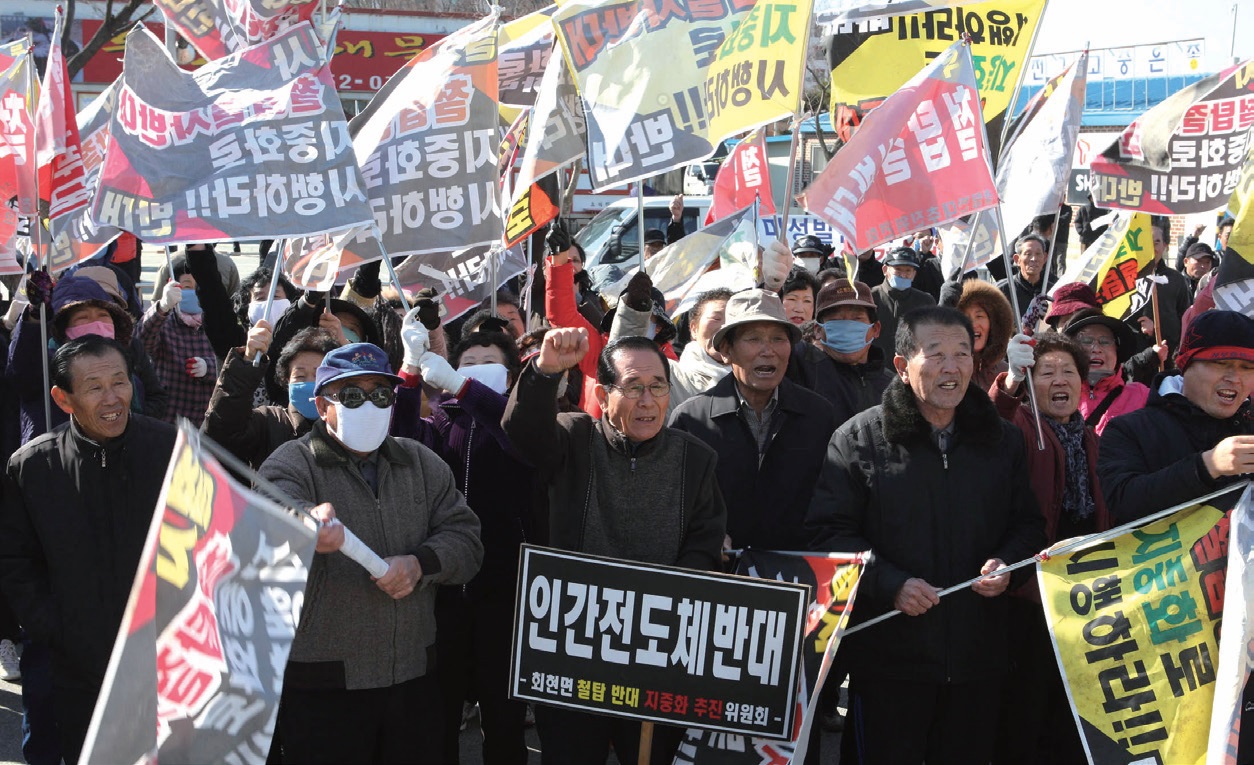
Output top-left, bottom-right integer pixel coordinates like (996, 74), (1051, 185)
(66, 0), (154, 80)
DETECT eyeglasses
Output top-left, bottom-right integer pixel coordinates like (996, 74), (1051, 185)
(1075, 336), (1116, 349)
(323, 384), (396, 409)
(609, 381), (671, 399)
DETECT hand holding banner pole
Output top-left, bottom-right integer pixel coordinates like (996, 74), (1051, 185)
(993, 201), (1046, 452)
(26, 36), (52, 434)
(253, 262), (283, 367)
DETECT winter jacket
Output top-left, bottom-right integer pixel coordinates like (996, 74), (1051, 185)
(392, 372), (534, 598)
(0, 415), (177, 695)
(806, 378), (1045, 683)
(870, 283), (936, 356)
(185, 245), (248, 360)
(200, 348), (314, 470)
(1098, 374), (1253, 524)
(259, 421), (484, 690)
(669, 375), (837, 551)
(995, 272), (1054, 319)
(1138, 261), (1193, 353)
(502, 361), (726, 572)
(138, 305), (218, 427)
(545, 258), (604, 418)
(1079, 373), (1149, 436)
(787, 342), (894, 428)
(611, 300), (730, 414)
(989, 373), (1111, 546)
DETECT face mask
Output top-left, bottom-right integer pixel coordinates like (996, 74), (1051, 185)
(821, 320), (873, 355)
(179, 290), (202, 315)
(288, 381), (319, 419)
(330, 401), (392, 453)
(887, 275), (913, 291)
(342, 327), (362, 344)
(458, 363), (509, 395)
(65, 320), (115, 341)
(248, 298), (290, 326)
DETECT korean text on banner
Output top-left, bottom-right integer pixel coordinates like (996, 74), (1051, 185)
(553, 0), (812, 192)
(80, 427), (317, 764)
(497, 5), (555, 108)
(34, 7), (89, 223)
(1038, 486), (1244, 765)
(94, 23), (374, 246)
(0, 40), (36, 218)
(514, 41), (586, 194)
(392, 243), (528, 323)
(1087, 60), (1254, 215)
(826, 0), (1044, 163)
(675, 551), (864, 765)
(511, 545), (809, 739)
(153, 0), (321, 61)
(1206, 485), (1254, 765)
(706, 129), (776, 226)
(1212, 147), (1254, 316)
(801, 39), (999, 252)
(351, 14), (502, 260)
(1050, 212), (1154, 322)
(816, 0), (964, 24)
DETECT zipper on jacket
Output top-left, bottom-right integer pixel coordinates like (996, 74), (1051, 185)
(630, 456), (636, 475)
(100, 448), (107, 468)
(942, 452), (948, 470)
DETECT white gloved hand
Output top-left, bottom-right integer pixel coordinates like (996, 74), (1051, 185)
(761, 240), (794, 292)
(1006, 333), (1036, 385)
(158, 281), (182, 314)
(2, 291), (28, 331)
(185, 357), (208, 378)
(401, 307), (430, 369)
(418, 350), (467, 395)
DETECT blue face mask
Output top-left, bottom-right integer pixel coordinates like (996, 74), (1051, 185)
(821, 320), (873, 355)
(288, 381), (319, 419)
(342, 327), (361, 344)
(886, 275), (913, 291)
(179, 289), (202, 315)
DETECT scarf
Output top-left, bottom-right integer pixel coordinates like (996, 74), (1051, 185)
(677, 341), (728, 390)
(1045, 413), (1095, 521)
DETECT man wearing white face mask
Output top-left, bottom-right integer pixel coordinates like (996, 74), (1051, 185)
(390, 310), (536, 763)
(259, 341), (483, 764)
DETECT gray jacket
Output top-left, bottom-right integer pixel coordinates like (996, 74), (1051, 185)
(260, 421), (483, 690)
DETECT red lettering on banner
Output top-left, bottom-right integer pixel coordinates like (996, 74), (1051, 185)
(1095, 258), (1140, 304)
(644, 0), (689, 31)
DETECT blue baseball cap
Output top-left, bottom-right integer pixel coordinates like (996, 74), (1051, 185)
(314, 343), (402, 395)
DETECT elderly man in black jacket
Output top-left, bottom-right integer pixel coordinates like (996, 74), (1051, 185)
(807, 306), (1045, 764)
(1099, 310), (1254, 523)
(670, 289), (837, 552)
(0, 336), (178, 765)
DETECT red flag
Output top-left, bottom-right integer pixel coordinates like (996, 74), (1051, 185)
(0, 40), (36, 217)
(800, 39), (998, 252)
(34, 6), (88, 221)
(705, 128), (775, 226)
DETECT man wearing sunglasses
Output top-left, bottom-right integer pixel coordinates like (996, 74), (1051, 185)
(259, 342), (484, 764)
(503, 329), (726, 764)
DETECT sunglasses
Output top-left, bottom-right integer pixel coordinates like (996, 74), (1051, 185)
(323, 384), (396, 409)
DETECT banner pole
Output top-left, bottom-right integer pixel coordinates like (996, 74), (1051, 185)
(778, 115), (804, 244)
(25, 37), (53, 435)
(381, 254), (411, 313)
(637, 721), (654, 765)
(997, 0), (1051, 152)
(845, 482), (1249, 638)
(636, 182), (645, 272)
(252, 260), (283, 367)
(992, 203), (1046, 451)
(1151, 278), (1164, 370)
(490, 244), (499, 315)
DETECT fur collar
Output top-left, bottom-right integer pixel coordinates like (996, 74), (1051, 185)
(881, 377), (1003, 447)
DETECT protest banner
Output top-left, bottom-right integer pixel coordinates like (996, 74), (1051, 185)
(1067, 131), (1122, 205)
(392, 242), (528, 322)
(0, 39), (36, 218)
(152, 0), (321, 61)
(94, 23), (374, 246)
(1038, 485), (1244, 765)
(1207, 485), (1254, 765)
(46, 82), (122, 274)
(281, 225), (367, 292)
(351, 14), (502, 260)
(1049, 211), (1156, 322)
(514, 41), (585, 195)
(706, 129), (775, 226)
(674, 551), (864, 764)
(511, 545), (809, 739)
(505, 173), (561, 248)
(34, 7), (88, 224)
(801, 39), (1000, 252)
(1212, 147), (1254, 317)
(939, 212), (1001, 275)
(80, 426), (317, 764)
(816, 0), (964, 24)
(553, 0), (812, 191)
(826, 0), (1045, 161)
(1087, 60), (1254, 215)
(995, 52), (1087, 246)
(497, 5), (555, 108)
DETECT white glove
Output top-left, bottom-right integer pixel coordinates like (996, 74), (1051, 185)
(1006, 333), (1036, 385)
(761, 240), (794, 292)
(3, 292), (28, 331)
(401, 307), (430, 369)
(185, 357), (208, 378)
(418, 351), (466, 395)
(158, 281), (182, 314)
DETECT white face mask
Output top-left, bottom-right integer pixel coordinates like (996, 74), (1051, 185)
(248, 298), (290, 326)
(330, 402), (393, 453)
(458, 362), (510, 395)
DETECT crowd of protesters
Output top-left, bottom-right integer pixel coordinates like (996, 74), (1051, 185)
(0, 199), (1249, 765)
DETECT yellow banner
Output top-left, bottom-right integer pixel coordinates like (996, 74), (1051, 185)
(827, 0), (1045, 157)
(553, 0), (811, 190)
(1093, 212), (1155, 321)
(1039, 496), (1236, 764)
